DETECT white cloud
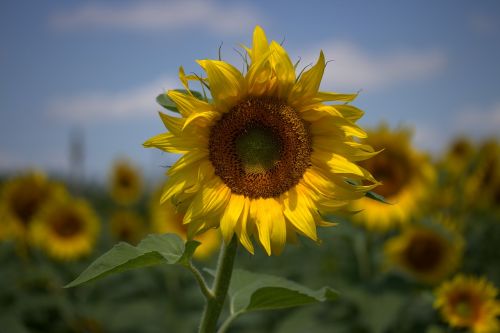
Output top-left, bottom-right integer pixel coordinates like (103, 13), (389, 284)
(48, 77), (175, 122)
(454, 103), (500, 136)
(300, 41), (447, 91)
(50, 0), (263, 35)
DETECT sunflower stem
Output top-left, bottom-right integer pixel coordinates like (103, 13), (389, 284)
(188, 261), (213, 300)
(198, 235), (238, 333)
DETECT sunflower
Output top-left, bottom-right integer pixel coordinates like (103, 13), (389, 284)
(464, 140), (500, 210)
(441, 136), (476, 178)
(350, 125), (435, 232)
(109, 159), (143, 206)
(110, 210), (146, 245)
(144, 26), (377, 255)
(0, 172), (66, 242)
(30, 196), (99, 261)
(150, 190), (220, 260)
(384, 220), (463, 284)
(435, 275), (500, 333)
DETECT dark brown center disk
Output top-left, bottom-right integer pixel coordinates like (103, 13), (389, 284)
(404, 232), (445, 273)
(52, 209), (84, 238)
(209, 97), (312, 198)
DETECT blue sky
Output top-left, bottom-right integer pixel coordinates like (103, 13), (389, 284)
(1, 0), (499, 181)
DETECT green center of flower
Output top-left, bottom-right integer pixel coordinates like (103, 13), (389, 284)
(209, 97), (312, 198)
(235, 126), (281, 173)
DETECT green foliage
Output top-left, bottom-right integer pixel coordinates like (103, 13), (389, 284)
(66, 234), (200, 288)
(228, 269), (337, 314)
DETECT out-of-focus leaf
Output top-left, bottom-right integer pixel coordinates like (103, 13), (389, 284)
(65, 234), (200, 288)
(228, 269), (337, 314)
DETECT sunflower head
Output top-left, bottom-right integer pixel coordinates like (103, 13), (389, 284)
(110, 210), (146, 245)
(384, 219), (463, 284)
(30, 196), (100, 261)
(0, 172), (66, 241)
(150, 189), (220, 260)
(351, 125), (435, 232)
(109, 159), (143, 206)
(435, 275), (500, 333)
(144, 26), (377, 255)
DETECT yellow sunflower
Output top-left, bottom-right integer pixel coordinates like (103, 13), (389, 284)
(350, 125), (435, 232)
(110, 210), (146, 245)
(465, 139), (500, 210)
(150, 190), (220, 260)
(435, 275), (500, 333)
(109, 159), (143, 206)
(144, 26), (378, 255)
(384, 220), (463, 284)
(0, 172), (66, 242)
(441, 136), (476, 178)
(30, 196), (100, 261)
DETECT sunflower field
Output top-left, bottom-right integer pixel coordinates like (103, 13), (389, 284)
(1, 26), (500, 333)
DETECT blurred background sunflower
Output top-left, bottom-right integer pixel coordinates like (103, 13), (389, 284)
(30, 195), (99, 261)
(350, 125), (435, 232)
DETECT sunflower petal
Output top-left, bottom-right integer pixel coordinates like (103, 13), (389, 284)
(197, 60), (246, 112)
(289, 51), (326, 106)
(220, 194), (245, 244)
(168, 90), (212, 117)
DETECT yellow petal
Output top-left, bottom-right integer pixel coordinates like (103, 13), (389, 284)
(289, 51), (325, 107)
(167, 90), (212, 117)
(167, 150), (208, 175)
(183, 111), (220, 130)
(269, 41), (296, 98)
(331, 104), (364, 122)
(316, 92), (358, 103)
(184, 178), (231, 222)
(220, 194), (245, 244)
(282, 186), (317, 241)
(197, 59), (246, 113)
(250, 25), (269, 63)
(159, 112), (184, 135)
(235, 198), (254, 254)
(143, 133), (199, 153)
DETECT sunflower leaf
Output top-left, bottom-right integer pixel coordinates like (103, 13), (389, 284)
(65, 234), (198, 288)
(156, 89), (205, 112)
(228, 269), (337, 314)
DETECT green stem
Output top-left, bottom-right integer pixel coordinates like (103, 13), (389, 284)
(198, 236), (238, 333)
(216, 312), (241, 333)
(188, 262), (213, 300)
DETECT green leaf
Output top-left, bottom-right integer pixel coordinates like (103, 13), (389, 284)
(156, 89), (205, 112)
(65, 234), (200, 288)
(228, 269), (337, 314)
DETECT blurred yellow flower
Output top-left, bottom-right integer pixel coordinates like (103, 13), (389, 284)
(435, 275), (500, 333)
(144, 25), (377, 255)
(30, 196), (99, 261)
(110, 210), (146, 245)
(109, 159), (143, 206)
(351, 125), (435, 232)
(465, 140), (500, 210)
(0, 172), (66, 242)
(150, 190), (220, 260)
(384, 221), (463, 284)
